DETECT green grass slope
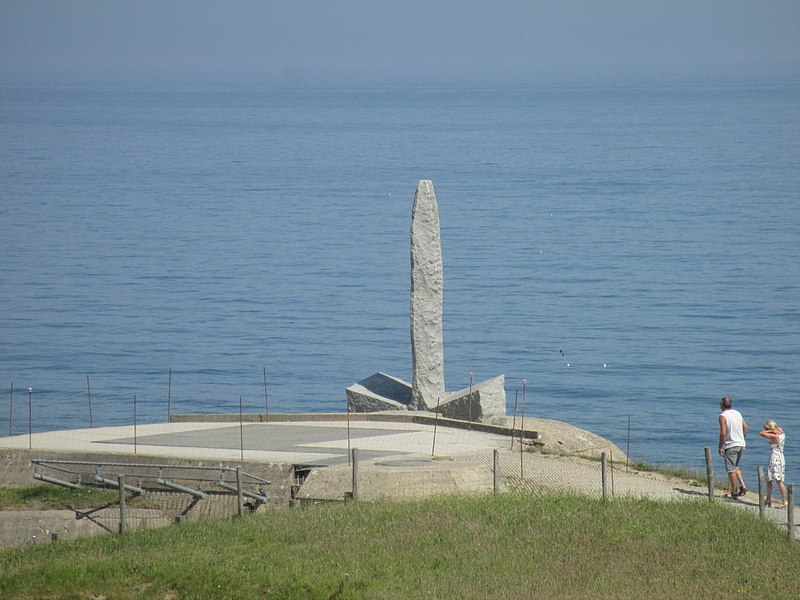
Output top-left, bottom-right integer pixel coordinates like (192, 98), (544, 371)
(1, 492), (798, 599)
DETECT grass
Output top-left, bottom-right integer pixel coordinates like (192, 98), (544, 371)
(1, 491), (798, 599)
(0, 485), (156, 511)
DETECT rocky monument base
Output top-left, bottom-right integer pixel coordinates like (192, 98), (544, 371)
(347, 372), (507, 426)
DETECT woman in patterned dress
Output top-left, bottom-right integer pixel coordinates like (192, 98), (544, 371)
(759, 420), (786, 509)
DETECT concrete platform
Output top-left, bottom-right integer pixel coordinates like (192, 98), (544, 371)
(0, 419), (512, 467)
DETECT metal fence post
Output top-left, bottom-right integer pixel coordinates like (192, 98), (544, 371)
(133, 395), (138, 455)
(351, 448), (359, 502)
(28, 388), (32, 450)
(704, 447), (714, 500)
(236, 467), (244, 517)
(757, 466), (765, 517)
(118, 474), (127, 534)
(601, 452), (608, 500)
(519, 380), (527, 479)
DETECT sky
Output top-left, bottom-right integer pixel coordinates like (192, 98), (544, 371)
(1, 1), (799, 86)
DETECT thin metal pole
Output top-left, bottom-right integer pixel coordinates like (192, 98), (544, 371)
(626, 415), (631, 472)
(520, 379), (526, 479)
(118, 475), (127, 534)
(432, 395), (441, 457)
(704, 447), (714, 500)
(468, 372), (473, 428)
(601, 452), (608, 500)
(8, 382), (12, 437)
(167, 368), (172, 422)
(351, 448), (359, 502)
(757, 466), (765, 517)
(264, 366), (269, 423)
(346, 401), (351, 465)
(27, 387), (32, 450)
(133, 395), (137, 455)
(510, 388), (518, 450)
(239, 396), (244, 462)
(86, 375), (93, 428)
(236, 467), (244, 518)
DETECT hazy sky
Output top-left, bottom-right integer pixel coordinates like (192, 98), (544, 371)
(2, 1), (799, 86)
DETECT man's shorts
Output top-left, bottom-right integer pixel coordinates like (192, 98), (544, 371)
(723, 446), (745, 473)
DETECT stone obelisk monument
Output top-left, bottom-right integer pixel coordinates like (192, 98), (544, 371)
(409, 180), (445, 410)
(346, 180), (506, 425)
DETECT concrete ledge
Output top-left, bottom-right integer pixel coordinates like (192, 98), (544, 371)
(0, 508), (170, 550)
(169, 412), (539, 440)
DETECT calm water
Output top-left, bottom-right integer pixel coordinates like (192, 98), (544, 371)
(1, 81), (798, 484)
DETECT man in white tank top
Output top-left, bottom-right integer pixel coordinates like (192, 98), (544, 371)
(718, 395), (749, 498)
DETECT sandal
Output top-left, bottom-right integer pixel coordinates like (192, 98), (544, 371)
(738, 487), (748, 497)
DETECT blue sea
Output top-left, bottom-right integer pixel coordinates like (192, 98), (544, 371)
(1, 81), (798, 485)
